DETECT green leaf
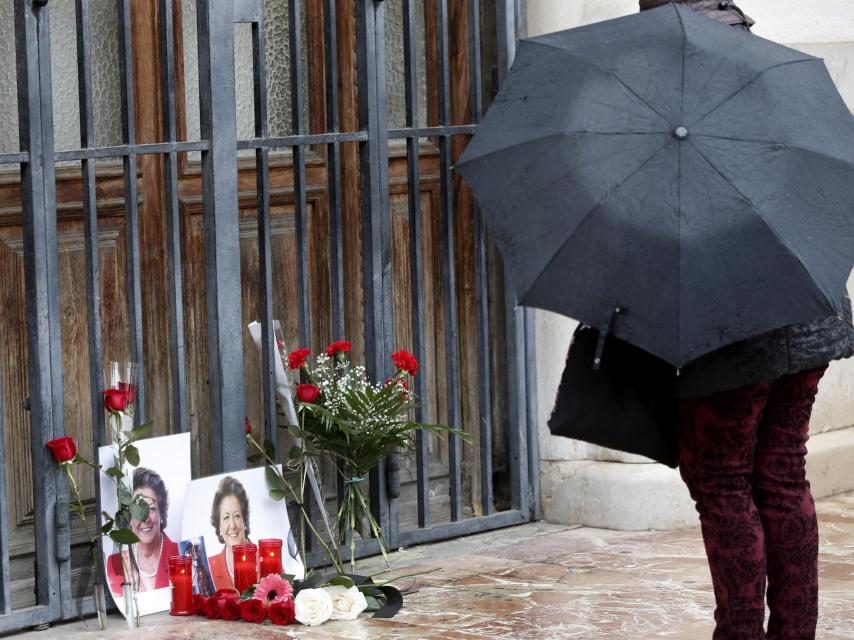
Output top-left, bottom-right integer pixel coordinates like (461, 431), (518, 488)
(241, 586), (256, 599)
(100, 521), (114, 535)
(106, 467), (124, 479)
(288, 445), (302, 460)
(129, 500), (150, 522)
(247, 454), (262, 465)
(128, 423), (153, 441)
(115, 509), (130, 529)
(265, 465), (287, 492)
(268, 489), (286, 501)
(118, 486), (133, 506)
(109, 528), (139, 545)
(326, 575), (354, 589)
(263, 438), (276, 460)
(124, 444), (140, 467)
(364, 594), (381, 611)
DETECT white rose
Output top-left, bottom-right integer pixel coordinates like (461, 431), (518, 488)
(325, 585), (368, 621)
(294, 588), (333, 626)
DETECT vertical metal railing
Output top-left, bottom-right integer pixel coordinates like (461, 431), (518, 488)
(8, 0), (63, 631)
(196, 0), (246, 473)
(160, 0), (190, 436)
(118, 0), (147, 425)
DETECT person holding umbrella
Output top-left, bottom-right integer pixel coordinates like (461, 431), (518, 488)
(457, 1), (854, 638)
(637, 3), (854, 639)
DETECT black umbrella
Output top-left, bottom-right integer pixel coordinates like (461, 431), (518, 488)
(456, 3), (854, 367)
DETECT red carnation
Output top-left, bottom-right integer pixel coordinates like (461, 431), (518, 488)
(103, 388), (127, 413)
(203, 596), (222, 620)
(326, 340), (352, 357)
(192, 594), (206, 616)
(296, 384), (320, 404)
(267, 598), (296, 625)
(240, 597), (266, 623)
(391, 349), (419, 376)
(46, 436), (77, 463)
(220, 597), (241, 621)
(287, 347), (311, 370)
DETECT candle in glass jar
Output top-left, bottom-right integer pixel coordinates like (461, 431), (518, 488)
(259, 539), (283, 577)
(232, 543), (257, 594)
(169, 556), (193, 616)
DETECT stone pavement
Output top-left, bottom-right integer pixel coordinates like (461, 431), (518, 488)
(17, 492), (853, 640)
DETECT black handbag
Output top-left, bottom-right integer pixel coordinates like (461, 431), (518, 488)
(547, 325), (680, 468)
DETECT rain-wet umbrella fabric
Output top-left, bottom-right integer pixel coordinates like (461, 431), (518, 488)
(455, 3), (854, 368)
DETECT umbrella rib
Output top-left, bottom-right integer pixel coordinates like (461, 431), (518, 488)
(693, 134), (854, 171)
(518, 138), (672, 303)
(688, 57), (817, 129)
(687, 139), (835, 308)
(525, 39), (671, 128)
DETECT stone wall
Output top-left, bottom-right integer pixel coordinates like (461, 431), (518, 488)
(527, 0), (854, 528)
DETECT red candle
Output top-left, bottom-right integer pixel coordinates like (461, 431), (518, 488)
(258, 539), (283, 577)
(232, 543), (257, 594)
(169, 556), (193, 616)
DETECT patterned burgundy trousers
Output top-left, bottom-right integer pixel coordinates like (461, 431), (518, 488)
(677, 367), (826, 640)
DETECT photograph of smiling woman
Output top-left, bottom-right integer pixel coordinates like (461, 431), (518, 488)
(206, 476), (254, 591)
(105, 467), (180, 595)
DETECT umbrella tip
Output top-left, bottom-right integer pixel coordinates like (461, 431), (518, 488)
(673, 126), (689, 141)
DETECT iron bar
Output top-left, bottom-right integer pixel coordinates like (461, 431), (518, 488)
(436, 0), (463, 522)
(196, 0), (247, 472)
(15, 0), (64, 619)
(53, 140), (209, 160)
(159, 0), (189, 434)
(524, 308), (540, 520)
(0, 152), (29, 164)
(118, 0), (146, 424)
(0, 369), (10, 614)
(237, 131), (367, 149)
(388, 124), (477, 138)
(75, 0), (105, 450)
(252, 11), (277, 447)
(290, 0), (311, 351)
(466, 0), (494, 517)
(357, 0), (394, 545)
(402, 0), (429, 529)
(400, 509), (527, 546)
(324, 0), (345, 340)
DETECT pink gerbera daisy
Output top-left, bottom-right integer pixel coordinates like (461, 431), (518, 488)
(253, 573), (293, 606)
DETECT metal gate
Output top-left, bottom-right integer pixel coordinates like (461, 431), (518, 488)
(0, 0), (535, 630)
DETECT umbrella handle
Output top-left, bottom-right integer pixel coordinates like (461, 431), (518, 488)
(592, 306), (624, 371)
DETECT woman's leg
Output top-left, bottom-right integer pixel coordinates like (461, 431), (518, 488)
(677, 383), (772, 640)
(752, 367), (825, 640)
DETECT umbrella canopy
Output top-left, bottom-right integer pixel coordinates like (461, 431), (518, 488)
(456, 3), (854, 367)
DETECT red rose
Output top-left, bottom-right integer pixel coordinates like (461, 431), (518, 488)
(192, 594), (206, 616)
(287, 348), (311, 370)
(391, 349), (419, 376)
(103, 388), (127, 413)
(240, 597), (266, 623)
(267, 598), (296, 625)
(220, 597), (241, 621)
(325, 340), (352, 357)
(245, 417), (252, 435)
(46, 436), (77, 463)
(203, 596), (222, 619)
(296, 384), (320, 404)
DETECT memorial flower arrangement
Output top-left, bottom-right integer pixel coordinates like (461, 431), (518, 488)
(248, 341), (469, 576)
(192, 573), (384, 627)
